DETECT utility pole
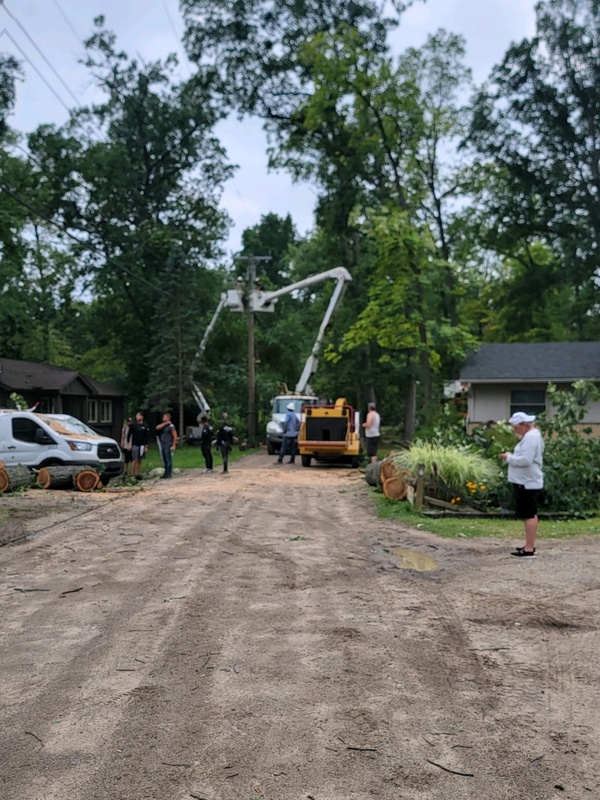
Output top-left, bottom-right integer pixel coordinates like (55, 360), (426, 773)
(235, 254), (270, 440)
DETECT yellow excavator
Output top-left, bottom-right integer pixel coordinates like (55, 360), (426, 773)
(298, 398), (361, 468)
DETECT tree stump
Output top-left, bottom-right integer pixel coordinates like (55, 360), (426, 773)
(0, 464), (33, 493)
(36, 466), (100, 492)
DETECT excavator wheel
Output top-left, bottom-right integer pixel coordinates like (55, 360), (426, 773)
(267, 440), (276, 456)
(301, 455), (312, 468)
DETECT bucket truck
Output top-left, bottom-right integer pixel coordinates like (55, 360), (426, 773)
(187, 267), (352, 451)
(255, 267), (352, 454)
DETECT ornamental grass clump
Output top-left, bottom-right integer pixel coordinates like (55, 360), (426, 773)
(390, 441), (502, 495)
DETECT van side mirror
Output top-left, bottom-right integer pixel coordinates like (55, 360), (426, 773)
(35, 428), (55, 445)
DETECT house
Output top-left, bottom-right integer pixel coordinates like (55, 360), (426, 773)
(0, 358), (125, 441)
(459, 342), (600, 433)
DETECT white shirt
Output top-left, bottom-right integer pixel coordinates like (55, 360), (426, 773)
(363, 410), (381, 438)
(507, 427), (544, 489)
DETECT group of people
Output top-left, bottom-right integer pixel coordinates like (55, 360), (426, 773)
(120, 411), (234, 480)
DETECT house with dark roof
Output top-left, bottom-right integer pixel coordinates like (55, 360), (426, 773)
(0, 358), (125, 441)
(459, 343), (600, 432)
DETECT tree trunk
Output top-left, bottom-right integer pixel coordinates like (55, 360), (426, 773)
(0, 465), (33, 493)
(403, 375), (417, 441)
(364, 461), (383, 488)
(36, 466), (100, 492)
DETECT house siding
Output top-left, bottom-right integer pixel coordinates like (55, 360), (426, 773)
(468, 382), (600, 431)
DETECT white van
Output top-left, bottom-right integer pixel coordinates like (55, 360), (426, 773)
(0, 409), (124, 483)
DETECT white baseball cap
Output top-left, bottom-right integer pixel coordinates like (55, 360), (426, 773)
(509, 411), (536, 425)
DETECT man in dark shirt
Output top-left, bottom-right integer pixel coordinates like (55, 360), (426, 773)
(156, 412), (178, 479)
(215, 413), (234, 474)
(198, 416), (214, 473)
(127, 411), (150, 480)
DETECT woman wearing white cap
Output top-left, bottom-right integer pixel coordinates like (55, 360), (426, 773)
(499, 412), (545, 557)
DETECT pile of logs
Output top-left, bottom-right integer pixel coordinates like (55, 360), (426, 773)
(0, 461), (101, 494)
(365, 459), (416, 502)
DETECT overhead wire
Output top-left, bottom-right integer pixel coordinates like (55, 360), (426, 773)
(0, 1), (81, 107)
(0, 28), (72, 113)
(0, 181), (178, 301)
(50, 0), (82, 44)
(0, 2), (219, 301)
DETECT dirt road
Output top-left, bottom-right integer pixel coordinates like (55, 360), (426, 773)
(1, 453), (599, 800)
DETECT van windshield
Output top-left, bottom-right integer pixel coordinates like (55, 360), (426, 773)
(273, 398), (319, 414)
(42, 415), (98, 436)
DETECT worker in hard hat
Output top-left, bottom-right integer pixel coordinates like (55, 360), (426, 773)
(276, 401), (300, 465)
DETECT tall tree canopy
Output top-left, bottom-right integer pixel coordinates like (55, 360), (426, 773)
(467, 0), (600, 340)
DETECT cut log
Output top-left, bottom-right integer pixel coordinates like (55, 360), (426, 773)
(0, 464), (34, 493)
(383, 475), (408, 501)
(36, 465), (100, 492)
(74, 469), (100, 492)
(380, 460), (398, 482)
(364, 461), (383, 488)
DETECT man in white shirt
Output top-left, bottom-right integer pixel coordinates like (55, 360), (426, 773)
(362, 402), (381, 463)
(499, 411), (545, 558)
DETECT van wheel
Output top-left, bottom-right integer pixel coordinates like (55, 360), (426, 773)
(267, 440), (276, 455)
(301, 455), (312, 467)
(39, 459), (63, 468)
(99, 474), (111, 486)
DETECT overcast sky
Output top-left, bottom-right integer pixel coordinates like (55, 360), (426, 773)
(2, 0), (538, 257)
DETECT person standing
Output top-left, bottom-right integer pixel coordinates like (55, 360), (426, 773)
(199, 415), (214, 473)
(215, 413), (234, 474)
(127, 411), (150, 480)
(499, 411), (544, 557)
(120, 416), (133, 476)
(276, 401), (300, 464)
(156, 412), (178, 479)
(362, 401), (381, 463)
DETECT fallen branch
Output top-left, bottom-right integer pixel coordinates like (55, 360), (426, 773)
(426, 758), (474, 777)
(24, 730), (43, 746)
(347, 746), (378, 752)
(59, 587), (83, 598)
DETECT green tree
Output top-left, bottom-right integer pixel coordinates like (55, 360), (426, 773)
(23, 18), (234, 402)
(467, 0), (600, 339)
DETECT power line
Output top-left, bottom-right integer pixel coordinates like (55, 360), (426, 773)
(50, 0), (82, 44)
(1, 1), (80, 106)
(159, 0), (180, 43)
(0, 181), (178, 301)
(0, 28), (72, 113)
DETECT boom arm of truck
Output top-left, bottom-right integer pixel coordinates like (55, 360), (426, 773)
(191, 288), (244, 416)
(249, 266), (352, 394)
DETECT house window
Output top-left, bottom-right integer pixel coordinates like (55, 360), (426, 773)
(100, 400), (112, 423)
(510, 389), (546, 418)
(88, 399), (98, 423)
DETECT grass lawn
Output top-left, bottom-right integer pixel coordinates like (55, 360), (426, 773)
(141, 443), (258, 475)
(374, 492), (600, 540)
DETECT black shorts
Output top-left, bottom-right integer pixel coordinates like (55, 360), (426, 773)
(366, 437), (379, 458)
(513, 484), (542, 519)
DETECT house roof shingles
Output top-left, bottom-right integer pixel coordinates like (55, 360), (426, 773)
(0, 358), (122, 396)
(460, 342), (600, 383)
